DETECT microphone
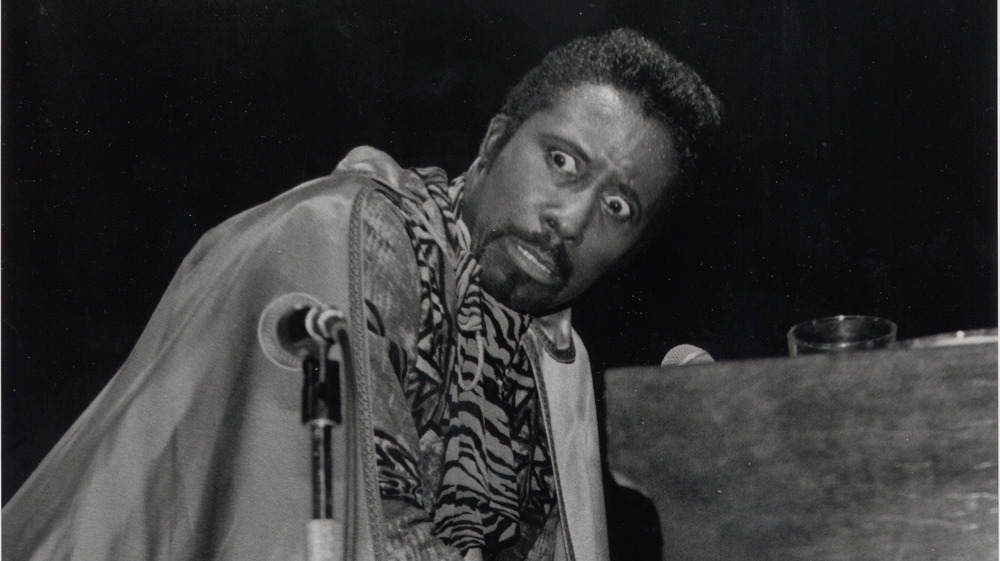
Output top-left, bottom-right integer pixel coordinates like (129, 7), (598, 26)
(257, 292), (346, 370)
(661, 344), (715, 366)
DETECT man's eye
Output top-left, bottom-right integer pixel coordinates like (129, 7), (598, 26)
(602, 195), (633, 221)
(548, 149), (578, 175)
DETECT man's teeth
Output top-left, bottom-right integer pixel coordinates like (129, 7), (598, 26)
(517, 244), (555, 275)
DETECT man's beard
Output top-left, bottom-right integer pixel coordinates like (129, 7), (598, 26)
(473, 226), (574, 315)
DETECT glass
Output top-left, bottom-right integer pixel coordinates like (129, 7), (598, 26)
(787, 315), (897, 356)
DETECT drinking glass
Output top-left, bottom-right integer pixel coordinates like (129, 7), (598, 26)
(787, 315), (897, 356)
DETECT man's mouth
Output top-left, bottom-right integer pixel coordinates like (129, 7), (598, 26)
(509, 238), (567, 285)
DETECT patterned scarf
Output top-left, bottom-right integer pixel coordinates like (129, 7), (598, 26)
(392, 166), (556, 556)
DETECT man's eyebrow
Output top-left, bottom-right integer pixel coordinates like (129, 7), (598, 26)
(542, 133), (591, 164)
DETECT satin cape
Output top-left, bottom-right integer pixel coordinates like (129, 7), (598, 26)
(2, 148), (608, 561)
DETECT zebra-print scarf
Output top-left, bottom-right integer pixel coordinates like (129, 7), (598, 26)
(397, 167), (557, 556)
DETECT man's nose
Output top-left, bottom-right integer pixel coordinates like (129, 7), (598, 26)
(539, 188), (600, 244)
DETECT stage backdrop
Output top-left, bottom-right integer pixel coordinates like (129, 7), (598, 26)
(3, 0), (996, 504)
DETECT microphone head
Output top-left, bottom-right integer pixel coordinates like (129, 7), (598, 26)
(258, 292), (325, 370)
(661, 344), (715, 366)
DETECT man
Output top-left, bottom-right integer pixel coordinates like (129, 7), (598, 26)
(3, 28), (720, 561)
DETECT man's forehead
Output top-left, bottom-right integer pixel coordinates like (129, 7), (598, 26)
(538, 84), (672, 147)
(559, 83), (637, 115)
(533, 83), (678, 187)
(545, 83), (645, 125)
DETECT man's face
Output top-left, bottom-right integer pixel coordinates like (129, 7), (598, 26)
(462, 83), (679, 315)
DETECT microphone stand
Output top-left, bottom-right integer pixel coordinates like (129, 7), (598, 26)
(298, 308), (350, 561)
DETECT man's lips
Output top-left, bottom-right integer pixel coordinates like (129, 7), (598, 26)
(508, 238), (567, 285)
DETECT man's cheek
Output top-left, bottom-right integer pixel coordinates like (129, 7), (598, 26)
(568, 253), (615, 288)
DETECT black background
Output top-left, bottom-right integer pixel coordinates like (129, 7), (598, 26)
(3, 0), (996, 505)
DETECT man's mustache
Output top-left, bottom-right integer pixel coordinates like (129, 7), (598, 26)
(479, 227), (573, 281)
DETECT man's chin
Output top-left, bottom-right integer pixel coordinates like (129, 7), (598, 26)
(503, 293), (563, 316)
(480, 275), (565, 316)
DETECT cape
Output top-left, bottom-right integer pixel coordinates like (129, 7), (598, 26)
(2, 147), (608, 561)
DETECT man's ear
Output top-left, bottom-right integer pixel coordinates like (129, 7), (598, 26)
(466, 115), (512, 190)
(477, 114), (512, 165)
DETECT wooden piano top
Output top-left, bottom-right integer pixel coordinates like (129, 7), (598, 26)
(605, 343), (998, 561)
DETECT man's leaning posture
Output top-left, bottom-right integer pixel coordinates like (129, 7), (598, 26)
(3, 28), (721, 561)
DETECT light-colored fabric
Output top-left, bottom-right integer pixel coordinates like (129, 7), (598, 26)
(3, 147), (609, 561)
(527, 327), (610, 561)
(2, 174), (384, 561)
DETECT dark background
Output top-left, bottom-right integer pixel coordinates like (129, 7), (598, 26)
(3, 0), (995, 511)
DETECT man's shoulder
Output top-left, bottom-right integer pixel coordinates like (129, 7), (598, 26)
(231, 146), (424, 234)
(265, 146), (444, 232)
(333, 146), (410, 190)
(184, 151), (410, 271)
(332, 146), (444, 204)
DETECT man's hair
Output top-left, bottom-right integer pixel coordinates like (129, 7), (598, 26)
(494, 28), (722, 183)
